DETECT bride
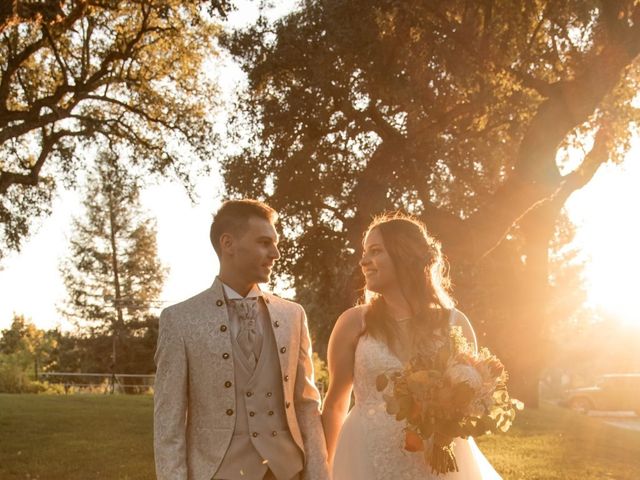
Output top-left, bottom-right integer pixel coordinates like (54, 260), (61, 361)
(321, 213), (502, 479)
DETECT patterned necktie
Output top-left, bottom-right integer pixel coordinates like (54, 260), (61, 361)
(231, 297), (262, 367)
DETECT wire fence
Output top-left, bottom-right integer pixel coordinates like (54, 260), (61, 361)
(39, 372), (327, 397)
(39, 372), (155, 394)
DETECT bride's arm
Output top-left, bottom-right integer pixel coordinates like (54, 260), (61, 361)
(321, 306), (364, 467)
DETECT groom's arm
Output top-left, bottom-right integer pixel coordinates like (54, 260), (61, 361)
(154, 307), (188, 480)
(294, 305), (330, 480)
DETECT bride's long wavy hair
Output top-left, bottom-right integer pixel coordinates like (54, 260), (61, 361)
(362, 212), (455, 344)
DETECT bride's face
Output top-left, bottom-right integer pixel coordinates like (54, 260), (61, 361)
(360, 227), (398, 293)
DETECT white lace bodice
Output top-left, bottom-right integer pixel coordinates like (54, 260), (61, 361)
(350, 333), (439, 479)
(352, 308), (459, 409)
(353, 333), (403, 406)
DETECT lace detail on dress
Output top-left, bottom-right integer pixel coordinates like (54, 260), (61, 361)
(353, 334), (440, 479)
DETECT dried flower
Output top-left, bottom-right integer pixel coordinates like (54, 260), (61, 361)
(376, 325), (522, 474)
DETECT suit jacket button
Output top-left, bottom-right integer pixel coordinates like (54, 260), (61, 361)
(272, 431), (277, 437)
(280, 347), (286, 353)
(252, 432), (259, 437)
(226, 409), (234, 416)
(274, 321), (280, 328)
(224, 381), (232, 388)
(284, 375), (289, 382)
(222, 353), (230, 359)
(220, 325), (227, 332)
(268, 411), (274, 416)
(249, 411), (255, 417)
(266, 392), (272, 397)
(216, 300), (224, 307)
(246, 391), (253, 397)
(285, 402), (291, 408)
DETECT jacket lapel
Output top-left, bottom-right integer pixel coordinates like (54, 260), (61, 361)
(263, 293), (292, 377)
(201, 278), (233, 355)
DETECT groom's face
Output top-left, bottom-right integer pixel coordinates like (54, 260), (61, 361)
(227, 216), (280, 284)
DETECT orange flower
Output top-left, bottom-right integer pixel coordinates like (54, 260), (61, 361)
(404, 430), (424, 452)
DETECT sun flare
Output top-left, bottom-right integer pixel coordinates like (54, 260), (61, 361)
(566, 150), (640, 326)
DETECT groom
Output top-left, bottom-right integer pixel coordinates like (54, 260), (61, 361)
(154, 199), (329, 480)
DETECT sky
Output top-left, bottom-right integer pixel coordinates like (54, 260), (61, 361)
(564, 145), (640, 326)
(0, 176), (222, 331)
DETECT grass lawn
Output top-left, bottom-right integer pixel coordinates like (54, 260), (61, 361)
(1, 394), (639, 479)
(476, 403), (640, 479)
(0, 394), (154, 480)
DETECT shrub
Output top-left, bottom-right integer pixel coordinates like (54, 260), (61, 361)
(0, 352), (33, 393)
(0, 353), (64, 394)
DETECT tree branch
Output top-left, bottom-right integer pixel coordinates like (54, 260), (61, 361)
(0, 127), (85, 193)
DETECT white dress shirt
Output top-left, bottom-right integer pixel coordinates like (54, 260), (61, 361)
(221, 281), (267, 341)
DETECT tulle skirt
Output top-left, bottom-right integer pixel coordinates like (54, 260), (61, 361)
(332, 404), (502, 480)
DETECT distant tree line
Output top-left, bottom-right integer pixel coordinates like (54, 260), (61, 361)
(0, 313), (157, 393)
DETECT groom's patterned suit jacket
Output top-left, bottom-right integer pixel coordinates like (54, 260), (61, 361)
(153, 278), (329, 480)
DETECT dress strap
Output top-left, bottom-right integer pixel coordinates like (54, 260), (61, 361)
(448, 307), (456, 326)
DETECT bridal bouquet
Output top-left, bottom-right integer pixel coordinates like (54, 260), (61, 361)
(376, 326), (523, 474)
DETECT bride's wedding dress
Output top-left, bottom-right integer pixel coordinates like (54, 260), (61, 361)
(331, 310), (502, 480)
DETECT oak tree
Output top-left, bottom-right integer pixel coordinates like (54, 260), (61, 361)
(224, 0), (640, 404)
(0, 0), (231, 257)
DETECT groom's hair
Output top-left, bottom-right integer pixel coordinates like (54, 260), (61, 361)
(210, 199), (278, 255)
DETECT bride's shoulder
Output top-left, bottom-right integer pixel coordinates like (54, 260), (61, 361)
(339, 304), (368, 323)
(332, 305), (368, 339)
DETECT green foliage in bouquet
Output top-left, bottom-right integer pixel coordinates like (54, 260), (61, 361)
(376, 326), (523, 474)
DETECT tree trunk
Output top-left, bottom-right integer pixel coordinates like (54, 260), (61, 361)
(107, 187), (124, 373)
(505, 196), (563, 407)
